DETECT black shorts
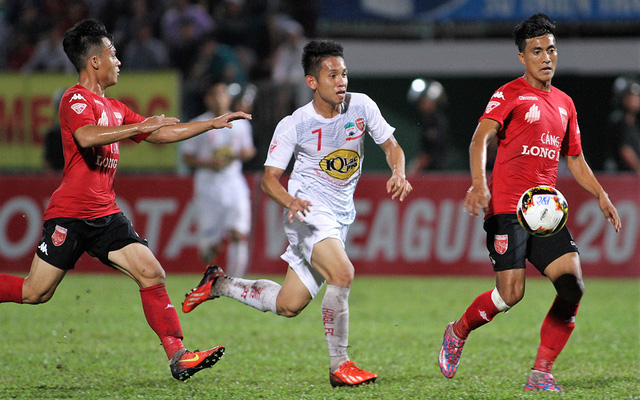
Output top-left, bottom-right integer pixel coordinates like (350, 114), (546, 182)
(484, 214), (579, 275)
(36, 213), (148, 271)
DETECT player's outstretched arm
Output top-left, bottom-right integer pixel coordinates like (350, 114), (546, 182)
(464, 119), (499, 216)
(380, 135), (412, 201)
(145, 111), (252, 144)
(566, 153), (622, 232)
(73, 114), (180, 148)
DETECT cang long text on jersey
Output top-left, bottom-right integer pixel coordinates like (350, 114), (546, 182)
(265, 93), (395, 225)
(480, 77), (583, 219)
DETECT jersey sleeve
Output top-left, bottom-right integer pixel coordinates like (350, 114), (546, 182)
(362, 94), (395, 144)
(60, 91), (97, 135)
(478, 86), (515, 128)
(120, 102), (150, 143)
(561, 100), (583, 156)
(264, 116), (296, 170)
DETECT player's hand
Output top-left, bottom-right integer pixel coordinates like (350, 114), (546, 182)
(211, 111), (252, 129)
(387, 174), (412, 201)
(139, 114), (180, 132)
(599, 194), (622, 232)
(464, 184), (491, 216)
(286, 198), (312, 223)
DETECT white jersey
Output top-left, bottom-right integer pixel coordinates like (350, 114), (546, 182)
(181, 110), (254, 189)
(265, 92), (395, 224)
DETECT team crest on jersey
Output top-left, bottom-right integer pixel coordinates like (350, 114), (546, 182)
(52, 225), (68, 246)
(114, 112), (123, 123)
(71, 103), (87, 114)
(355, 118), (365, 131)
(319, 149), (360, 180)
(494, 234), (508, 255)
(558, 107), (568, 131)
(344, 122), (357, 136)
(485, 101), (501, 114)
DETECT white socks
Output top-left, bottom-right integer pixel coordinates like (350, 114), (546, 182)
(212, 277), (280, 314)
(322, 285), (350, 372)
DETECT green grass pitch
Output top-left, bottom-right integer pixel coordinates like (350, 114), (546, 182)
(1, 274), (638, 399)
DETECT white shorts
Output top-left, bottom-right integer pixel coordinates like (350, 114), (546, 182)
(280, 198), (349, 298)
(195, 177), (251, 253)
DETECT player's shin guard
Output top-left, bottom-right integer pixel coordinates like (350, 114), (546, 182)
(453, 289), (503, 339)
(213, 277), (280, 314)
(322, 285), (350, 372)
(533, 295), (579, 373)
(0, 275), (24, 303)
(140, 283), (185, 359)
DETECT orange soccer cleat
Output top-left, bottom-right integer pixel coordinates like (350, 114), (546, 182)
(329, 361), (377, 387)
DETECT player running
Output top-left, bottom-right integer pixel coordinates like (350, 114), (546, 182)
(0, 19), (250, 381)
(183, 39), (412, 387)
(438, 14), (621, 391)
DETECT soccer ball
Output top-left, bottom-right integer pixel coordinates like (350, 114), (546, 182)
(516, 186), (569, 237)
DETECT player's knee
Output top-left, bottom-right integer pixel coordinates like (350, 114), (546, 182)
(276, 304), (303, 318)
(553, 273), (584, 304)
(497, 285), (525, 307)
(22, 289), (54, 304)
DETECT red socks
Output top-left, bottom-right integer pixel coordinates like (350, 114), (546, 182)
(533, 295), (579, 373)
(0, 275), (24, 303)
(453, 290), (500, 339)
(139, 283), (185, 360)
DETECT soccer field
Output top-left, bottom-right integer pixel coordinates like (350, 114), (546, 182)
(1, 274), (637, 400)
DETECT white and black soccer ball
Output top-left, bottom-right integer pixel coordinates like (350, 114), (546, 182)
(516, 186), (569, 237)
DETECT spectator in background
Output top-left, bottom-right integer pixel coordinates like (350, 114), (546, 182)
(407, 79), (451, 173)
(181, 81), (256, 277)
(608, 76), (640, 175)
(161, 0), (214, 48)
(271, 17), (311, 111)
(122, 21), (169, 70)
(21, 23), (75, 73)
(43, 89), (66, 172)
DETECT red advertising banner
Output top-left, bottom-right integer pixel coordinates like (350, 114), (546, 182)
(0, 174), (638, 277)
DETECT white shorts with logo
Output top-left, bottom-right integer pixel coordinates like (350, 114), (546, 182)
(280, 197), (349, 298)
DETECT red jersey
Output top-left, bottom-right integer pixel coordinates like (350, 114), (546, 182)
(479, 77), (582, 219)
(44, 84), (149, 220)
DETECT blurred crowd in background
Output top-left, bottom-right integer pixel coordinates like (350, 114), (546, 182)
(0, 0), (638, 175)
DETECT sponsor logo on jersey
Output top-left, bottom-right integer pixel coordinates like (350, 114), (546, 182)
(94, 99), (104, 106)
(519, 95), (539, 101)
(525, 104), (540, 124)
(344, 121), (364, 141)
(70, 93), (85, 102)
(494, 234), (508, 255)
(492, 91), (505, 100)
(485, 101), (501, 114)
(558, 107), (568, 131)
(71, 103), (87, 114)
(51, 225), (67, 246)
(319, 149), (360, 180)
(344, 122), (357, 136)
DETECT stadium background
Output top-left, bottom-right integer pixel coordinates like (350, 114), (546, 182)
(0, 0), (638, 277)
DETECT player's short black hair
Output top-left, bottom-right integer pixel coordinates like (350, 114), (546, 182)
(301, 40), (344, 77)
(63, 19), (113, 73)
(513, 13), (556, 53)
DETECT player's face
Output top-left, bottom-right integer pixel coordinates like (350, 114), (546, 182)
(97, 37), (120, 88)
(519, 34), (557, 89)
(307, 56), (348, 112)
